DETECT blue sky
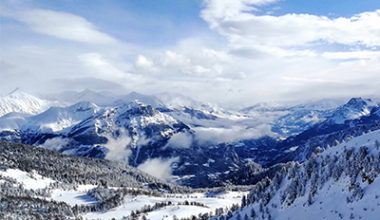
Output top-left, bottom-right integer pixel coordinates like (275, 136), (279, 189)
(273, 0), (380, 17)
(0, 0), (379, 106)
(14, 0), (208, 47)
(6, 0), (379, 47)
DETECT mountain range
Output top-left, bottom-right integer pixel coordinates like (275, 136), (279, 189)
(1, 90), (379, 188)
(1, 89), (380, 219)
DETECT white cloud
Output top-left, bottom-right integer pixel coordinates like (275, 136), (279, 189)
(104, 131), (132, 162)
(166, 132), (193, 149)
(193, 125), (273, 145)
(202, 0), (277, 21)
(3, 8), (116, 44)
(134, 55), (157, 74)
(136, 55), (154, 68)
(137, 157), (178, 181)
(202, 0), (380, 55)
(322, 50), (380, 60)
(1, 1), (379, 107)
(38, 137), (70, 151)
(78, 53), (126, 79)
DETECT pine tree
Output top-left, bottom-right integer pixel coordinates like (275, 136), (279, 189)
(241, 195), (247, 208)
(250, 208), (256, 219)
(244, 214), (249, 220)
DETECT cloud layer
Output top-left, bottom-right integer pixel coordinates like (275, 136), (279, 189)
(4, 8), (117, 44)
(0, 0), (379, 107)
(202, 0), (380, 51)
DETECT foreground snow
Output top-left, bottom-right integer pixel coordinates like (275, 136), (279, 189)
(1, 167), (246, 219)
(84, 191), (245, 219)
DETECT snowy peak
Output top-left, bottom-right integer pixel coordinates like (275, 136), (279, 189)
(0, 91), (52, 117)
(327, 97), (379, 124)
(68, 100), (186, 144)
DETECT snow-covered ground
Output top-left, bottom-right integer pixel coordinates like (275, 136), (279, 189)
(84, 191), (245, 220)
(1, 167), (246, 220)
(0, 168), (55, 190)
(50, 185), (98, 206)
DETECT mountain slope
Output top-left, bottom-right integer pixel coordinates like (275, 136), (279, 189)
(1, 141), (249, 220)
(22, 101), (100, 133)
(217, 129), (380, 220)
(240, 97), (380, 167)
(327, 97), (378, 124)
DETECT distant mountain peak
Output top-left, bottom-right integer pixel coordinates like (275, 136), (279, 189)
(0, 91), (52, 117)
(327, 97), (378, 124)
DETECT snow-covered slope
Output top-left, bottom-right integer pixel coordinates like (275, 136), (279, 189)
(0, 91), (52, 117)
(221, 129), (380, 220)
(271, 106), (334, 137)
(0, 101), (100, 133)
(1, 141), (244, 220)
(0, 112), (30, 131)
(242, 99), (343, 137)
(22, 101), (100, 133)
(2, 93), (380, 188)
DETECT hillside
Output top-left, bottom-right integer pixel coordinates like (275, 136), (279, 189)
(0, 141), (247, 219)
(216, 129), (380, 220)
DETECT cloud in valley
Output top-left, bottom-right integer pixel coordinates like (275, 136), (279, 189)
(137, 157), (179, 181)
(38, 137), (70, 151)
(104, 131), (132, 162)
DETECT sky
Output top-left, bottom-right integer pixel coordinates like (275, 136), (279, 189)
(0, 0), (379, 107)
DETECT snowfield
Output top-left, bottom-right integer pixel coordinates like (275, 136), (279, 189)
(0, 167), (246, 220)
(84, 191), (245, 220)
(0, 168), (55, 190)
(50, 184), (98, 206)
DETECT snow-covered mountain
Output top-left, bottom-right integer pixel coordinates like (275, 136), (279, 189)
(241, 99), (344, 138)
(245, 98), (380, 167)
(271, 105), (334, 137)
(0, 91), (52, 117)
(326, 97), (378, 124)
(2, 92), (380, 219)
(65, 101), (189, 156)
(1, 141), (249, 220)
(1, 92), (379, 188)
(23, 101), (100, 133)
(217, 129), (380, 220)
